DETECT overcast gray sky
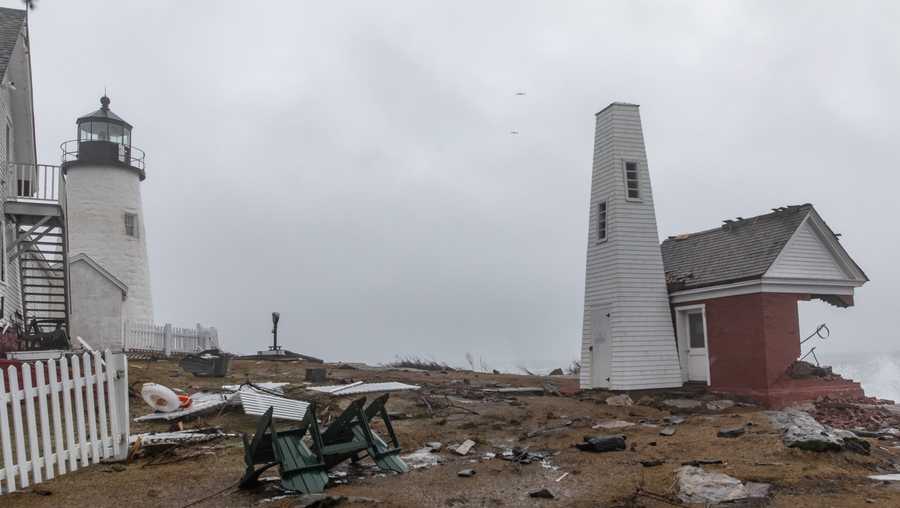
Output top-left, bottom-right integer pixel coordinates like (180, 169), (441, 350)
(9, 1), (900, 369)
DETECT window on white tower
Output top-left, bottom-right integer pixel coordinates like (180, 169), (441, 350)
(124, 213), (139, 238)
(597, 201), (608, 242)
(624, 161), (640, 200)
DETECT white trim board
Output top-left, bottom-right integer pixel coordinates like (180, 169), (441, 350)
(670, 277), (862, 304)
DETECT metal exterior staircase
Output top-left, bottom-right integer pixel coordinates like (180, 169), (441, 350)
(2, 163), (69, 334)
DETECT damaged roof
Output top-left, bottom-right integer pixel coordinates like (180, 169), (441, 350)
(661, 204), (818, 291)
(0, 8), (25, 82)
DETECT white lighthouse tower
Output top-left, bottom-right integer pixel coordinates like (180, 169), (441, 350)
(579, 103), (682, 390)
(63, 96), (154, 331)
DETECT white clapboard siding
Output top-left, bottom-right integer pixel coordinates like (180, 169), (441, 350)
(766, 218), (848, 280)
(0, 351), (129, 494)
(581, 103), (683, 390)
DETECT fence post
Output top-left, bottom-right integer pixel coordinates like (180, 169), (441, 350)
(110, 352), (129, 461)
(163, 324), (173, 357)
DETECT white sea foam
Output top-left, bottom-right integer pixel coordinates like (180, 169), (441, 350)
(820, 351), (900, 402)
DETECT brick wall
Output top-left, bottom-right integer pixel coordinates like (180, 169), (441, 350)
(687, 292), (802, 394)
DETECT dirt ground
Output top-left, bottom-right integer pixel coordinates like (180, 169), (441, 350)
(2, 358), (900, 507)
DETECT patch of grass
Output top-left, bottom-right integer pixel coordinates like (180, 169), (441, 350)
(384, 355), (455, 371)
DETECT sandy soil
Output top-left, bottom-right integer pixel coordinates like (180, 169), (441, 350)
(2, 358), (899, 507)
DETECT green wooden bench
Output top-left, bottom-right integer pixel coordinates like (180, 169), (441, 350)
(239, 405), (329, 493)
(240, 394), (408, 494)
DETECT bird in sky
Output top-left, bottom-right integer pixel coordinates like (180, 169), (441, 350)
(515, 92), (526, 96)
(510, 130), (519, 135)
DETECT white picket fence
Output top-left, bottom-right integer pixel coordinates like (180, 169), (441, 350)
(0, 350), (129, 494)
(123, 320), (219, 356)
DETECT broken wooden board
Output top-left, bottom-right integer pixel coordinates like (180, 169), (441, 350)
(308, 381), (420, 395)
(482, 387), (545, 395)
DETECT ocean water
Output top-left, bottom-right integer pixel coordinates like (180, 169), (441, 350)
(504, 350), (900, 403)
(819, 350), (900, 403)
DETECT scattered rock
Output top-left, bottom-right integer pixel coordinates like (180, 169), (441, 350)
(706, 400), (735, 411)
(528, 488), (555, 499)
(575, 435), (626, 453)
(454, 439), (476, 456)
(457, 469), (476, 477)
(606, 394), (634, 407)
(663, 399), (702, 410)
(681, 459), (724, 467)
(766, 409), (857, 452)
(676, 466), (771, 504)
(787, 360), (833, 379)
(548, 368), (564, 376)
(868, 474), (900, 481)
(659, 426), (676, 437)
(664, 415), (686, 425)
(295, 495), (382, 507)
(31, 487), (52, 496)
(640, 459), (664, 467)
(717, 426), (746, 438)
(425, 441), (443, 452)
(592, 419), (634, 430)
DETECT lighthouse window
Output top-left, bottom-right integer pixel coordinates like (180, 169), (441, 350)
(124, 213), (139, 238)
(624, 161), (640, 200)
(109, 124), (124, 144)
(94, 121), (109, 141)
(79, 122), (92, 141)
(597, 201), (608, 242)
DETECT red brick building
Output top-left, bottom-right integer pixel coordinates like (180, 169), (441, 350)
(660, 204), (868, 407)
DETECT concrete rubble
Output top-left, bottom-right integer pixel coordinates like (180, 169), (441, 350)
(605, 394), (633, 406)
(663, 399), (703, 410)
(767, 409), (870, 453)
(454, 439), (476, 455)
(707, 399), (736, 411)
(592, 419), (634, 430)
(676, 466), (771, 504)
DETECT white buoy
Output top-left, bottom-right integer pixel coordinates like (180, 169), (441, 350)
(140, 383), (182, 413)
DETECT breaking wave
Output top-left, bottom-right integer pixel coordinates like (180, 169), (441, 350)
(820, 350), (900, 402)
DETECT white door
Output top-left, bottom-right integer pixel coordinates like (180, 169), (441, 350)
(685, 310), (709, 382)
(591, 305), (611, 387)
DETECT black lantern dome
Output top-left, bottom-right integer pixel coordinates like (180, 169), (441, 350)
(61, 95), (145, 180)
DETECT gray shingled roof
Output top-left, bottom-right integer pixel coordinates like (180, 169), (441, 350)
(0, 8), (25, 82)
(660, 204), (813, 291)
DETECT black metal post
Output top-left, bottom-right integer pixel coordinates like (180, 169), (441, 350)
(271, 312), (281, 351)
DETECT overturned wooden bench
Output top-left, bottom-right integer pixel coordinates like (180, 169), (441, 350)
(239, 393), (408, 493)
